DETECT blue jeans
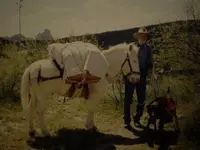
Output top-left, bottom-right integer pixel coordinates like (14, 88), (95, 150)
(123, 74), (147, 125)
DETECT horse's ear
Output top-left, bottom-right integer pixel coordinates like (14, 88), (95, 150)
(167, 87), (170, 94)
(167, 87), (171, 98)
(129, 44), (133, 51)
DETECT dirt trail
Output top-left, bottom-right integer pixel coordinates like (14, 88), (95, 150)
(0, 97), (179, 150)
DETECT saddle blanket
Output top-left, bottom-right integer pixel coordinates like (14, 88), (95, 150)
(47, 41), (109, 79)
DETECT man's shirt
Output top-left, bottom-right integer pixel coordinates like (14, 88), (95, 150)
(138, 42), (153, 76)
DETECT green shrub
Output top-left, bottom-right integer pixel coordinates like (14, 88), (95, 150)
(0, 43), (47, 103)
(0, 50), (26, 102)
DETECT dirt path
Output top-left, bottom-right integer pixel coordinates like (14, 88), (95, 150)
(0, 97), (179, 150)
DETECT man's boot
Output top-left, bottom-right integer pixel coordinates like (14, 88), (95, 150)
(134, 104), (145, 127)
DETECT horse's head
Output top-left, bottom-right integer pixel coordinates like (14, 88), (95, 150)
(103, 43), (140, 82)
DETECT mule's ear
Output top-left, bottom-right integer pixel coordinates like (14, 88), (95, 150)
(129, 44), (133, 51)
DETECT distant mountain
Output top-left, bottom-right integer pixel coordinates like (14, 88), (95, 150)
(0, 34), (29, 43)
(3, 36), (10, 40)
(35, 29), (53, 41)
(0, 29), (53, 45)
(9, 34), (27, 42)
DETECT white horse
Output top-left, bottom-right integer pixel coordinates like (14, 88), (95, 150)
(20, 42), (140, 137)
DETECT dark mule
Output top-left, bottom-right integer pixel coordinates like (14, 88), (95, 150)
(146, 88), (180, 132)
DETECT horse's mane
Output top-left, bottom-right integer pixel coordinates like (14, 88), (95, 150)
(103, 43), (128, 55)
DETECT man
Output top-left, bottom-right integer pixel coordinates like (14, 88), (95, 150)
(123, 27), (153, 128)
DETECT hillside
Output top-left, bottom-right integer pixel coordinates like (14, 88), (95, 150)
(0, 20), (194, 49)
(56, 20), (200, 49)
(56, 22), (165, 49)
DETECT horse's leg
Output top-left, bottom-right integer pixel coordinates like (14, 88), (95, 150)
(86, 93), (98, 131)
(36, 92), (50, 136)
(158, 119), (164, 131)
(153, 117), (157, 131)
(28, 92), (37, 137)
(86, 79), (108, 131)
(172, 114), (181, 133)
(146, 115), (152, 129)
(85, 110), (96, 131)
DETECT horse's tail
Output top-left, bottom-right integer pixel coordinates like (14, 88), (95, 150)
(20, 67), (31, 111)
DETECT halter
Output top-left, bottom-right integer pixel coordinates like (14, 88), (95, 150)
(120, 49), (140, 78)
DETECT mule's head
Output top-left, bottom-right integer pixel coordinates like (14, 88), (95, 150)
(103, 43), (140, 80)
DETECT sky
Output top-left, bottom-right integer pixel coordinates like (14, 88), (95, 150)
(0, 0), (194, 38)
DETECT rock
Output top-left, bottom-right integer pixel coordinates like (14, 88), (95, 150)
(35, 29), (53, 41)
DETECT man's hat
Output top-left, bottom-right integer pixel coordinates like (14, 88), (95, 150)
(133, 27), (151, 40)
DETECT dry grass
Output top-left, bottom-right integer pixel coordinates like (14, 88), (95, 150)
(0, 95), (181, 150)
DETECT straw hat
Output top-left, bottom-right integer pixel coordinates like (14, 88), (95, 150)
(134, 27), (151, 40)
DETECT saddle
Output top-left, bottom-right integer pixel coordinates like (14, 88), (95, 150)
(147, 97), (176, 119)
(65, 73), (101, 84)
(37, 59), (101, 100)
(65, 72), (101, 100)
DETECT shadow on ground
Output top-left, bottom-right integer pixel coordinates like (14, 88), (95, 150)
(125, 125), (180, 150)
(27, 128), (145, 150)
(27, 127), (180, 150)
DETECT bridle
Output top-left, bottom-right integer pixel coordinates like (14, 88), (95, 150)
(120, 45), (140, 78)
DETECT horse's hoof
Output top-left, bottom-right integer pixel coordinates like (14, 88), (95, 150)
(85, 125), (98, 132)
(89, 127), (98, 132)
(144, 126), (150, 131)
(29, 130), (36, 138)
(175, 128), (181, 134)
(158, 128), (165, 134)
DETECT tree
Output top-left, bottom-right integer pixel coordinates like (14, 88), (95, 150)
(176, 0), (200, 68)
(16, 0), (24, 43)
